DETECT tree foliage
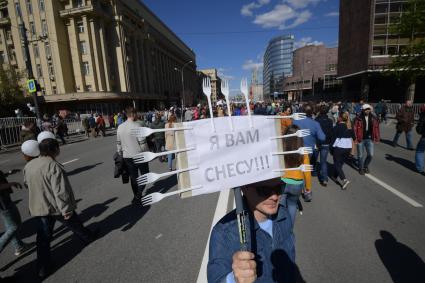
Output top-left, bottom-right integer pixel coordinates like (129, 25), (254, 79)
(389, 0), (425, 78)
(0, 64), (25, 117)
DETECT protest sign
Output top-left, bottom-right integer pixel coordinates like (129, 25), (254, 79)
(175, 116), (285, 197)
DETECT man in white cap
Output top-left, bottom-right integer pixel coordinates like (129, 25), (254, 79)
(353, 104), (380, 175)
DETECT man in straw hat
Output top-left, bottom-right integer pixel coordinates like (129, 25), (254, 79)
(208, 178), (297, 283)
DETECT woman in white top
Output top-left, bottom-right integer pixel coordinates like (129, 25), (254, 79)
(165, 115), (177, 171)
(331, 112), (356, 189)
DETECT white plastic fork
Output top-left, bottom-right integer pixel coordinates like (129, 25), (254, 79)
(141, 185), (203, 206)
(240, 78), (253, 128)
(270, 129), (311, 140)
(137, 166), (198, 186)
(202, 77), (216, 132)
(266, 113), (307, 120)
(221, 79), (234, 131)
(271, 147), (313, 155)
(273, 164), (314, 173)
(131, 127), (192, 138)
(133, 147), (196, 163)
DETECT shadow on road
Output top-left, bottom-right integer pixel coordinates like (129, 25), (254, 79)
(67, 162), (103, 176)
(375, 230), (425, 283)
(385, 154), (417, 172)
(145, 174), (177, 195)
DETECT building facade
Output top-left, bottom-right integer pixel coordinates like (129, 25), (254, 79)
(263, 34), (294, 100)
(338, 0), (424, 102)
(199, 68), (221, 104)
(0, 0), (197, 113)
(284, 45), (340, 101)
(250, 67), (263, 102)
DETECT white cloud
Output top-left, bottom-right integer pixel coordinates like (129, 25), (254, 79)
(253, 4), (311, 29)
(218, 68), (235, 80)
(294, 37), (324, 48)
(285, 0), (320, 9)
(241, 0), (271, 17)
(325, 11), (339, 17)
(242, 59), (263, 71)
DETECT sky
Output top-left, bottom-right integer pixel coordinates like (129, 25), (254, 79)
(142, 0), (340, 96)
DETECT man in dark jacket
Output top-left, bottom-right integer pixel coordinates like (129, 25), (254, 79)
(315, 105), (333, 186)
(393, 100), (415, 150)
(415, 105), (425, 175)
(353, 104), (380, 175)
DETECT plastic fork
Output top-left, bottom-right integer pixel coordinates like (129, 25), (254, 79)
(270, 129), (311, 140)
(267, 113), (307, 120)
(133, 147), (196, 164)
(273, 164), (314, 173)
(131, 126), (192, 138)
(271, 147), (313, 156)
(221, 79), (234, 131)
(240, 78), (253, 128)
(137, 166), (198, 186)
(141, 185), (203, 206)
(202, 77), (216, 132)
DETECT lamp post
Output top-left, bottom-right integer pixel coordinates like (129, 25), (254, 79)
(174, 60), (192, 122)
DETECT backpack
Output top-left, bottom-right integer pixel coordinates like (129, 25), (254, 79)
(416, 114), (425, 135)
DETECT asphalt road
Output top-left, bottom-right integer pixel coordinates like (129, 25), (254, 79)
(1, 122), (425, 283)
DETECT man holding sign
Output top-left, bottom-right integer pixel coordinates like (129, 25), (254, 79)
(207, 178), (296, 283)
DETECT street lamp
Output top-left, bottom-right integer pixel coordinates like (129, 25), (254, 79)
(174, 60), (192, 121)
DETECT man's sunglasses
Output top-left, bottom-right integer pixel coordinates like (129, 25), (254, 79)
(255, 186), (283, 197)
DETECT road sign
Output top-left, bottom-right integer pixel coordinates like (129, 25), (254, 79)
(27, 79), (37, 93)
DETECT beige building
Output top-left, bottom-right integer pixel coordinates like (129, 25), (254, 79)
(199, 68), (221, 104)
(0, 0), (197, 113)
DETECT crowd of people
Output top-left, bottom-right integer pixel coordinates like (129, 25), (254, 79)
(2, 98), (425, 282)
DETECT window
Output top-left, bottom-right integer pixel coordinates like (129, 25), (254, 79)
(77, 20), (84, 33)
(48, 62), (54, 76)
(18, 24), (25, 39)
(82, 61), (89, 75)
(373, 46), (385, 56)
(39, 0), (45, 12)
(36, 64), (42, 77)
(86, 84), (92, 91)
(45, 42), (51, 58)
(15, 3), (21, 18)
(375, 3), (388, 14)
(6, 30), (12, 40)
(0, 51), (6, 63)
(52, 86), (57, 94)
(41, 20), (48, 36)
(30, 22), (36, 36)
(33, 44), (39, 58)
(75, 0), (84, 7)
(26, 0), (33, 15)
(80, 40), (87, 54)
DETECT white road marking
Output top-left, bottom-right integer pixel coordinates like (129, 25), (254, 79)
(155, 234), (163, 240)
(196, 188), (231, 283)
(62, 158), (79, 165)
(365, 173), (423, 208)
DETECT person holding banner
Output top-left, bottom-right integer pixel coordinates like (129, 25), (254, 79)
(208, 178), (296, 283)
(280, 125), (312, 225)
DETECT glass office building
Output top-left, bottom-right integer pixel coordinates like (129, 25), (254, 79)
(263, 35), (294, 99)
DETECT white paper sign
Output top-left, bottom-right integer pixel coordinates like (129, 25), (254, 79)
(177, 116), (283, 196)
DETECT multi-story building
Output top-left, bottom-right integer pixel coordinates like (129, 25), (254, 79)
(263, 35), (294, 100)
(250, 67), (263, 102)
(284, 44), (340, 101)
(0, 0), (197, 113)
(338, 0), (424, 102)
(199, 68), (221, 104)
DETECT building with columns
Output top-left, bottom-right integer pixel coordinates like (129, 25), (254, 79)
(0, 0), (197, 113)
(199, 68), (221, 104)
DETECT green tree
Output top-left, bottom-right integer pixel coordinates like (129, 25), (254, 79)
(389, 0), (425, 101)
(0, 64), (25, 117)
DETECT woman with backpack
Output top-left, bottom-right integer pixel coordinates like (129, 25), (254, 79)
(415, 105), (425, 175)
(280, 124), (312, 226)
(331, 111), (356, 189)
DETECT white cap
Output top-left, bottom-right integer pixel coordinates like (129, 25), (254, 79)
(21, 140), (40, 157)
(362, 104), (372, 110)
(37, 131), (56, 143)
